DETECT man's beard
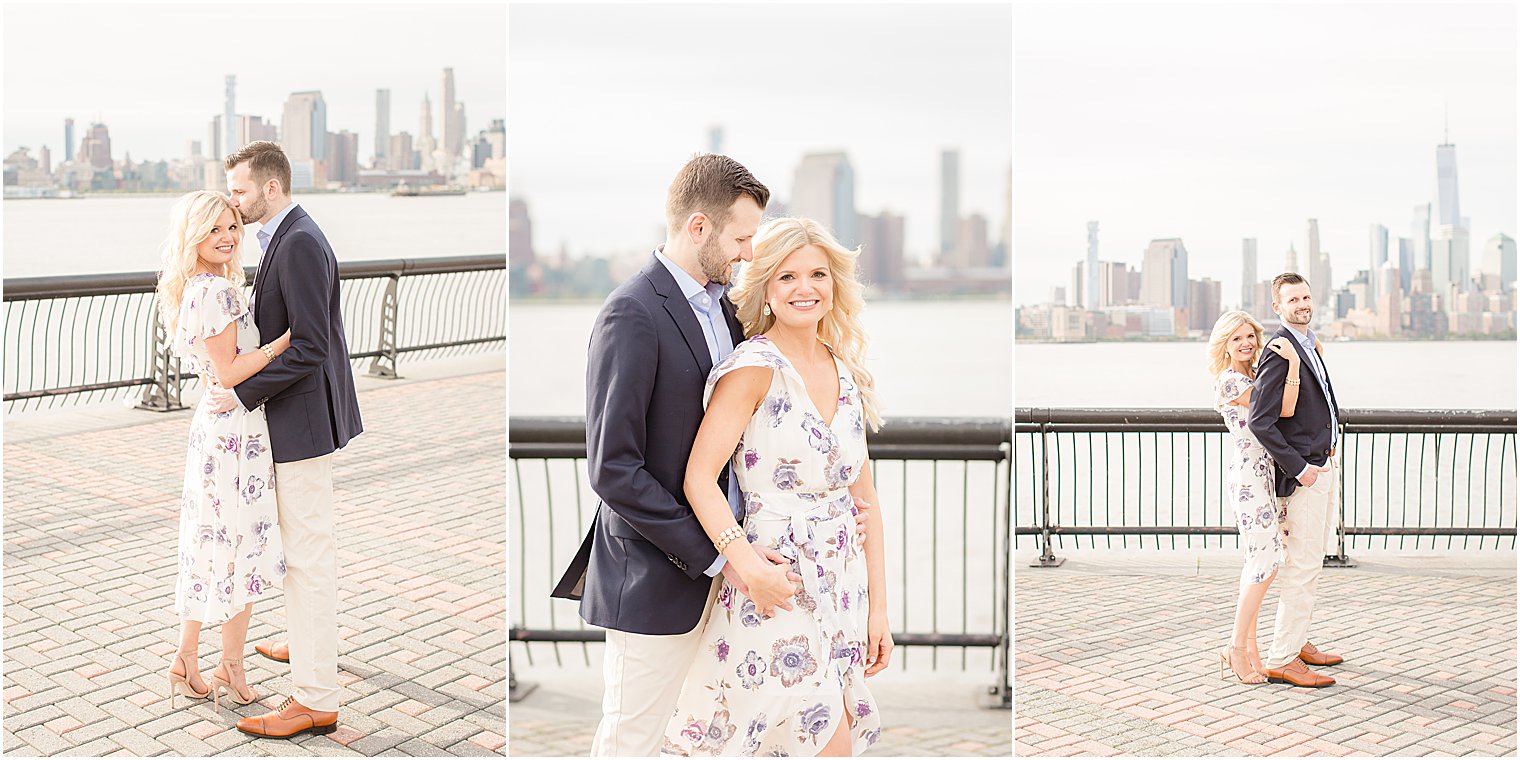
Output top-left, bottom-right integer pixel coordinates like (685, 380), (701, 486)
(1285, 307), (1313, 325)
(697, 235), (733, 285)
(238, 196), (267, 226)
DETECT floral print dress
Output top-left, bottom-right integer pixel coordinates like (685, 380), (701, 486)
(171, 274), (285, 624)
(663, 336), (881, 757)
(1214, 369), (1284, 587)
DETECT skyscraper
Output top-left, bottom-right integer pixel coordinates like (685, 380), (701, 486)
(417, 93), (436, 172)
(1436, 139), (1461, 227)
(1483, 233), (1516, 293)
(1397, 236), (1414, 295)
(80, 122), (112, 168)
(1241, 238), (1257, 313)
(441, 68), (459, 161)
(1412, 203), (1432, 272)
(224, 75), (236, 156)
(1306, 219), (1330, 306)
(281, 91), (327, 161)
(790, 151), (857, 250)
(708, 125), (724, 155)
(510, 198), (535, 267)
(857, 211), (905, 291)
(1084, 221), (1099, 310)
(939, 149), (959, 262)
(64, 118), (74, 163)
(375, 89), (391, 166)
(1369, 223), (1388, 303)
(1141, 238), (1187, 310)
(1285, 243), (1298, 274)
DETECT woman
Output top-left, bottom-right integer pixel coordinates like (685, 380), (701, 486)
(155, 191), (291, 709)
(1208, 310), (1301, 684)
(663, 218), (891, 757)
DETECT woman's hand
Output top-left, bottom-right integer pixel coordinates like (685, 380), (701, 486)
(272, 329), (292, 356)
(743, 551), (800, 618)
(1266, 337), (1299, 365)
(865, 609), (894, 676)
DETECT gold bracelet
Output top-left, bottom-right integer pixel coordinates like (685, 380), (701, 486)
(1285, 378), (1300, 385)
(714, 525), (745, 553)
(260, 344), (275, 362)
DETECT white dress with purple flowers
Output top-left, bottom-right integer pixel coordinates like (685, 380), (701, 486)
(171, 274), (285, 625)
(663, 336), (880, 757)
(1214, 369), (1284, 587)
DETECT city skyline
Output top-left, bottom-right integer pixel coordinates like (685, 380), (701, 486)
(3, 4), (505, 165)
(510, 3), (1010, 264)
(1015, 3), (1517, 307)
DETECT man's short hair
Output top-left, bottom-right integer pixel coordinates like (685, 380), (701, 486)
(1272, 271), (1309, 303)
(224, 141), (292, 198)
(666, 154), (770, 235)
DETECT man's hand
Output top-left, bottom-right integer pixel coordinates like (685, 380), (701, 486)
(743, 543), (801, 618)
(852, 496), (871, 547)
(719, 560), (749, 597)
(1298, 465), (1330, 487)
(201, 375), (238, 414)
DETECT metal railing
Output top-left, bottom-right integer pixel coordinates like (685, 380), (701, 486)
(1016, 408), (1518, 567)
(4, 254), (505, 412)
(509, 416), (1012, 708)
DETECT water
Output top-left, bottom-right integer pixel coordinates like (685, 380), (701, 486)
(1015, 340), (1518, 410)
(509, 300), (1013, 419)
(3, 192), (506, 277)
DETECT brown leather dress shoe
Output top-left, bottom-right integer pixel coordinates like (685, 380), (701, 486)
(254, 640), (290, 663)
(1262, 658), (1335, 688)
(236, 695), (337, 739)
(1299, 641), (1343, 666)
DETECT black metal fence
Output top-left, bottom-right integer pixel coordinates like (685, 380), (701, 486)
(509, 416), (1012, 708)
(3, 255), (505, 412)
(1016, 408), (1518, 567)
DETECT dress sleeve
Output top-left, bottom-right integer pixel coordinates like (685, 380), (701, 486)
(1215, 370), (1250, 407)
(703, 337), (784, 409)
(174, 278), (246, 373)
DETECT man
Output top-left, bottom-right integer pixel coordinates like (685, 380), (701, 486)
(1248, 272), (1344, 688)
(216, 141), (363, 736)
(550, 155), (865, 756)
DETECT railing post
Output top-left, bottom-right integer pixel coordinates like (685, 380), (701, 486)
(508, 657), (537, 702)
(367, 274), (402, 379)
(1031, 420), (1065, 567)
(1324, 431), (1357, 567)
(137, 315), (186, 412)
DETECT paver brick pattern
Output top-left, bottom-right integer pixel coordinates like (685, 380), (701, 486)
(4, 370), (506, 757)
(1016, 551), (1516, 757)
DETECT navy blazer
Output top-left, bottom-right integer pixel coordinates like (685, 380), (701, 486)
(550, 255), (745, 635)
(233, 206), (363, 463)
(1247, 325), (1340, 499)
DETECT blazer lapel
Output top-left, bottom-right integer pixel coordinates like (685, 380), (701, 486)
(644, 257), (714, 378)
(720, 293), (745, 345)
(252, 206), (306, 320)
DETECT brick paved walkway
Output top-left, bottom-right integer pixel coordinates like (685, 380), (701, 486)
(508, 664), (1010, 756)
(1015, 549), (1517, 757)
(4, 365), (506, 757)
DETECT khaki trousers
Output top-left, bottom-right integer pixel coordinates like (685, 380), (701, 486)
(1264, 456), (1339, 669)
(589, 577), (721, 757)
(274, 454), (341, 712)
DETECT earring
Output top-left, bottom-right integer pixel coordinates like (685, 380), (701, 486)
(763, 303), (771, 317)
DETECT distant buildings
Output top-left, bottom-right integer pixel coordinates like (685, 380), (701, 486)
(790, 151), (857, 250)
(374, 89), (390, 167)
(281, 90), (327, 162)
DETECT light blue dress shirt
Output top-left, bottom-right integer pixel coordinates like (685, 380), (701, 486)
(1286, 324), (1337, 477)
(654, 249), (742, 577)
(255, 202), (299, 256)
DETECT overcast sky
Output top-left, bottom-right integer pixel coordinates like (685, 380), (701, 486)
(4, 3), (505, 166)
(1015, 2), (1517, 306)
(510, 3), (1012, 263)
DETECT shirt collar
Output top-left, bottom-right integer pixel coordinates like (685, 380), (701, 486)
(654, 247), (723, 305)
(257, 202), (300, 249)
(1284, 322), (1315, 349)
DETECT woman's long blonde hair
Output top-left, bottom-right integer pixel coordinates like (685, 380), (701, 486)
(1206, 309), (1265, 379)
(155, 191), (245, 336)
(730, 217), (883, 431)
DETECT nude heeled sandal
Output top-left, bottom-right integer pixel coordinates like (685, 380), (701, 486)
(167, 652), (210, 708)
(209, 658), (258, 708)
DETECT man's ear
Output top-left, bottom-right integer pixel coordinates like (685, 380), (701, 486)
(685, 212), (707, 245)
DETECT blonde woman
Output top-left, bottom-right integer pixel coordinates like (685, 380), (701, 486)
(662, 218), (890, 757)
(1208, 310), (1300, 684)
(155, 191), (291, 709)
